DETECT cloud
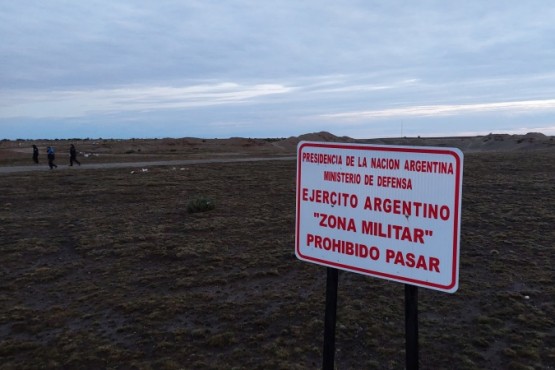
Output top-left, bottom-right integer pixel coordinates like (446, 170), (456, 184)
(0, 82), (294, 119)
(2, 1), (555, 139)
(318, 99), (555, 122)
(307, 79), (420, 94)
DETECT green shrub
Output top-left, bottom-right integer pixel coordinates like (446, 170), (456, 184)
(186, 196), (215, 213)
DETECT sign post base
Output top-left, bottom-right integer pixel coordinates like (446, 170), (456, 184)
(323, 268), (339, 370)
(405, 284), (419, 370)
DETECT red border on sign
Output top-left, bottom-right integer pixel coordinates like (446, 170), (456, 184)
(296, 142), (463, 292)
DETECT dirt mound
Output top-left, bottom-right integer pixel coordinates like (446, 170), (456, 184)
(296, 131), (353, 142)
(451, 133), (554, 152)
(274, 131), (357, 151)
(523, 132), (547, 139)
(359, 132), (554, 152)
(277, 131), (554, 153)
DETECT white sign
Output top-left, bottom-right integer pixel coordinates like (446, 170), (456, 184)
(295, 141), (463, 293)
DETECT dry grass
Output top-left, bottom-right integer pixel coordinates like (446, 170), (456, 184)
(0, 147), (554, 369)
(0, 137), (294, 167)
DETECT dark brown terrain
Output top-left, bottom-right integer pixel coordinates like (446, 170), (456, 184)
(0, 132), (554, 369)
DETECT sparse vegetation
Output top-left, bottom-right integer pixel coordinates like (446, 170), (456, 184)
(186, 195), (215, 213)
(0, 140), (553, 369)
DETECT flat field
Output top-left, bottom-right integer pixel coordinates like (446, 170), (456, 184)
(0, 145), (554, 369)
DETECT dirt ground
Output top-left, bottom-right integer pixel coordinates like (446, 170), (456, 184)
(1, 131), (553, 168)
(0, 134), (554, 369)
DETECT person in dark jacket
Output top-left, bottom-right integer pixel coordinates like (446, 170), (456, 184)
(32, 145), (39, 164)
(69, 144), (81, 166)
(47, 146), (57, 169)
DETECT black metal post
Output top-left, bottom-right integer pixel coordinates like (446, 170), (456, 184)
(323, 267), (339, 370)
(405, 284), (419, 370)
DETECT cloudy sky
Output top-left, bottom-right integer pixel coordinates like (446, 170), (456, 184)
(2, 1), (555, 139)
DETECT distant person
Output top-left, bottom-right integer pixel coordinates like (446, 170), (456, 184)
(47, 146), (57, 169)
(69, 144), (81, 166)
(32, 145), (39, 164)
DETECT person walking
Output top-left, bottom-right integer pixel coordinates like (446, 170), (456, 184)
(69, 144), (81, 166)
(32, 145), (39, 164)
(47, 146), (57, 169)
